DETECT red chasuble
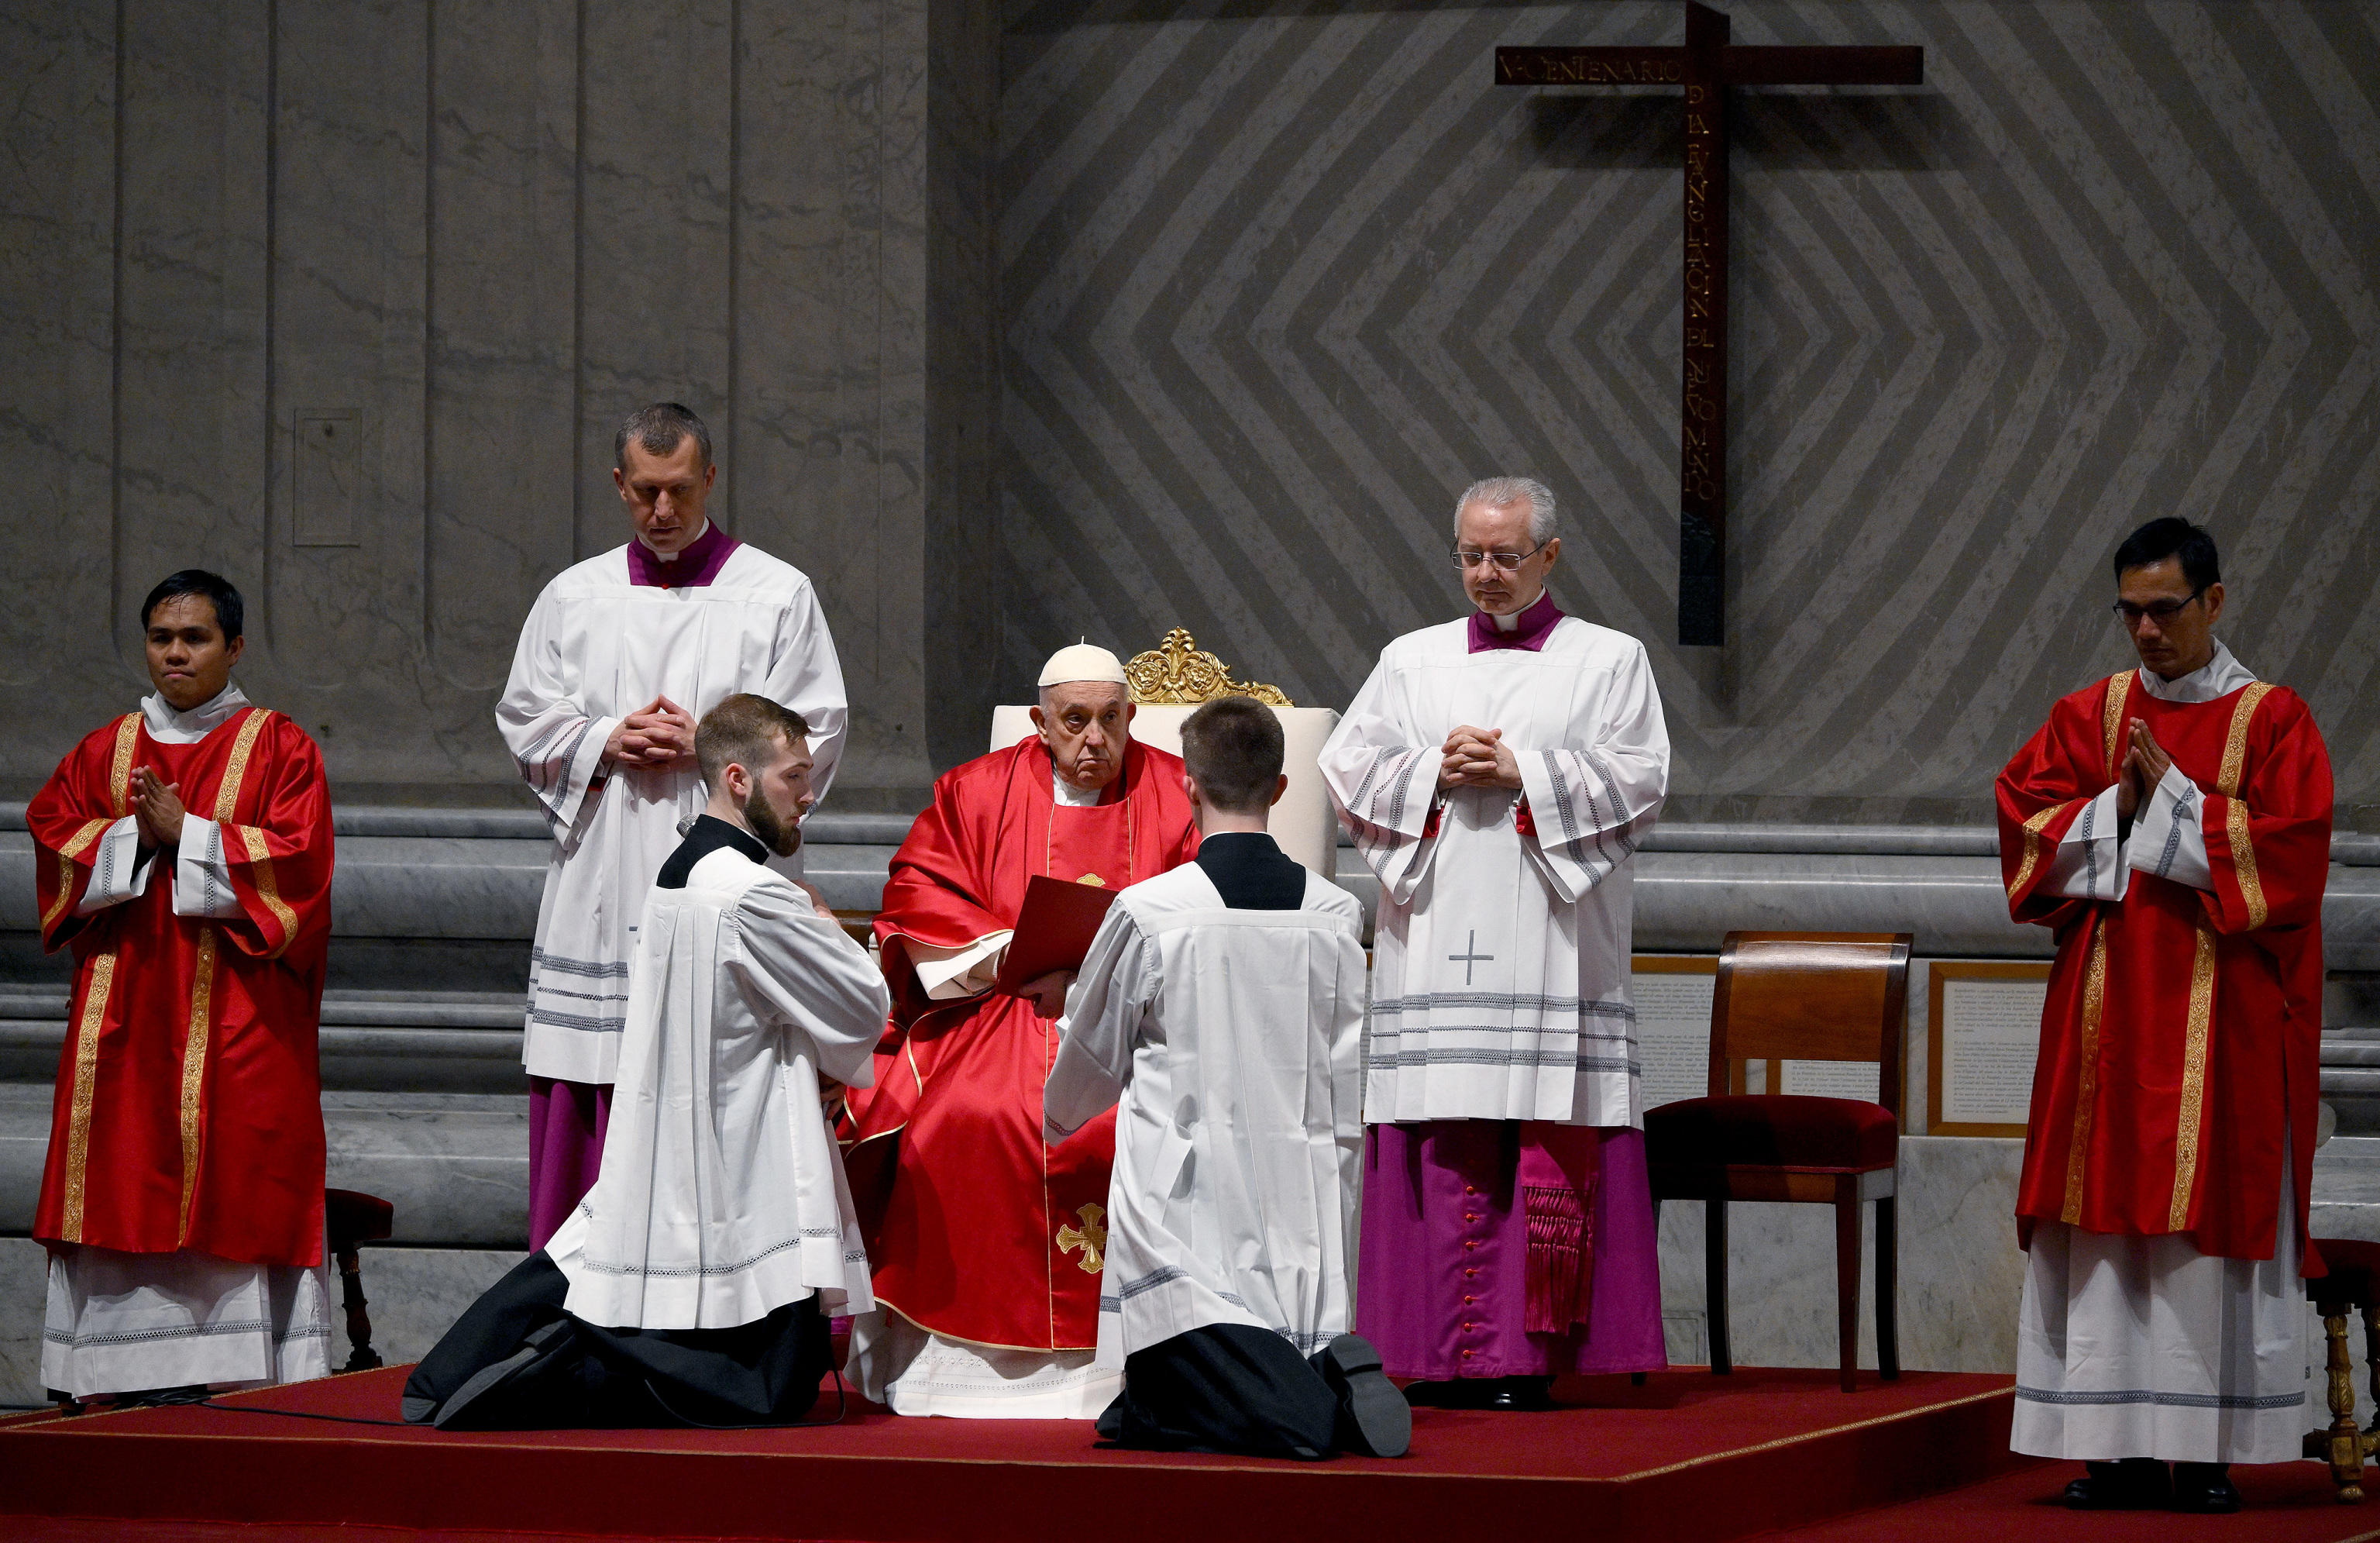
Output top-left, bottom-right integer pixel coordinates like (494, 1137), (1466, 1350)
(27, 708), (335, 1267)
(844, 736), (1198, 1351)
(1997, 672), (2330, 1269)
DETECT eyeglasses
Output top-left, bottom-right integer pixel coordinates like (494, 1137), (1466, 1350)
(1450, 543), (1545, 573)
(2112, 587), (2207, 627)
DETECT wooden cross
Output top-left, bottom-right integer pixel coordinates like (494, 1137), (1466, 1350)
(1497, 2), (1921, 646)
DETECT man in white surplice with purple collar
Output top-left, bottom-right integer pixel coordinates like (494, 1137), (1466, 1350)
(497, 404), (848, 1251)
(1322, 477), (1670, 1410)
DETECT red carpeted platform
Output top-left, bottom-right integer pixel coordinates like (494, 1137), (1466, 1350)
(0, 1365), (2028, 1541)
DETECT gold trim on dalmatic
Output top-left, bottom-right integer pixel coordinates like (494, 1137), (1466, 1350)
(2217, 683), (2272, 798)
(2007, 803), (2064, 901)
(107, 713), (139, 815)
(2060, 918), (2111, 1225)
(59, 949), (119, 1243)
(41, 818), (115, 936)
(2167, 925), (2219, 1231)
(2217, 683), (2273, 930)
(2101, 671), (2136, 777)
(214, 710), (272, 822)
(177, 928), (219, 1239)
(232, 825), (298, 955)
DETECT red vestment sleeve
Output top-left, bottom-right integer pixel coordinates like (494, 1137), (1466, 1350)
(26, 715), (141, 954)
(1997, 675), (2128, 932)
(2200, 687), (2330, 938)
(209, 717), (335, 967)
(872, 765), (1014, 1034)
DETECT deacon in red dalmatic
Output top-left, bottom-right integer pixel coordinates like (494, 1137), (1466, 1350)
(1997, 518), (2331, 1510)
(842, 643), (1197, 1417)
(29, 571), (336, 1403)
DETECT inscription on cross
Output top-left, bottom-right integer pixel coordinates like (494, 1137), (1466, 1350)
(1497, 2), (1921, 646)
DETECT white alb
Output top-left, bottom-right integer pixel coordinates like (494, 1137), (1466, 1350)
(1045, 859), (1368, 1364)
(496, 543), (848, 1083)
(1321, 615), (1669, 1125)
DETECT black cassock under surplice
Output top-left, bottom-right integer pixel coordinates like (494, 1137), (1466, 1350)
(402, 1252), (833, 1430)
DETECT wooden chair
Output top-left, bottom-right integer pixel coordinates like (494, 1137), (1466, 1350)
(2306, 1238), (2380, 1503)
(1642, 931), (1911, 1393)
(325, 1188), (395, 1373)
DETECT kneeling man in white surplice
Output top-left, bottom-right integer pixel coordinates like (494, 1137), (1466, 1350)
(1045, 697), (1408, 1460)
(404, 695), (886, 1429)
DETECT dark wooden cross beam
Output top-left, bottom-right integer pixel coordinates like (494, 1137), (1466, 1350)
(1497, 2), (1921, 646)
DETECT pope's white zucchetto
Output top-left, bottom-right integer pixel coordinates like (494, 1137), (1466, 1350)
(1037, 643), (1128, 688)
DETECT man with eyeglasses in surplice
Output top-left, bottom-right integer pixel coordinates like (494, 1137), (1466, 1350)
(1997, 517), (2330, 1514)
(1322, 477), (1671, 1413)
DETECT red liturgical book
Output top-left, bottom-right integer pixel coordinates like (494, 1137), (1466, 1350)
(992, 875), (1120, 993)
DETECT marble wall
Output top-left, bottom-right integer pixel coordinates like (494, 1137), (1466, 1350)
(12, 2), (2378, 818)
(992, 0), (2380, 821)
(0, 0), (958, 806)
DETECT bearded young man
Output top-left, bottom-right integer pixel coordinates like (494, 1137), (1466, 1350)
(29, 570), (336, 1404)
(406, 695), (885, 1429)
(1998, 518), (2331, 1514)
(497, 402), (848, 1248)
(841, 644), (1199, 1417)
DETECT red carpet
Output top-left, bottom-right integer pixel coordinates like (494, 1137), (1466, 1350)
(0, 1363), (2024, 1541)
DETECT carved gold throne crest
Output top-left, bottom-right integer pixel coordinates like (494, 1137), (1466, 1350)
(1123, 629), (1291, 707)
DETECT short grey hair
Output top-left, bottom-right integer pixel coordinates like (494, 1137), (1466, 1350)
(614, 401), (714, 470)
(1453, 477), (1557, 542)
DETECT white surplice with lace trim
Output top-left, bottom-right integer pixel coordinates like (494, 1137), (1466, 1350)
(2012, 640), (2313, 1462)
(496, 540), (848, 1084)
(545, 844), (886, 1329)
(1044, 860), (1368, 1366)
(1320, 615), (1669, 1127)
(42, 681), (335, 1400)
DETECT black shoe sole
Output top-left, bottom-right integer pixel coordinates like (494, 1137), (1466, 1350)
(1320, 1334), (1411, 1459)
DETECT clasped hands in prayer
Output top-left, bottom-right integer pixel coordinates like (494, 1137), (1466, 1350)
(2114, 718), (2182, 823)
(604, 696), (698, 771)
(127, 766), (186, 849)
(1437, 725), (1522, 791)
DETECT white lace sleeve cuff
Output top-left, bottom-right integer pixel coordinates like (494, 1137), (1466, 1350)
(2126, 762), (2213, 892)
(171, 816), (249, 919)
(74, 816), (153, 914)
(2047, 784), (2129, 901)
(913, 931), (1013, 1000)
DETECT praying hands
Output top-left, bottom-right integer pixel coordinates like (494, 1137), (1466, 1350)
(605, 695), (698, 771)
(128, 765), (187, 849)
(2114, 718), (2180, 821)
(1439, 725), (1522, 790)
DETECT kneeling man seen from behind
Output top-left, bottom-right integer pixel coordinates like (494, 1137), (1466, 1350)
(1045, 697), (1407, 1459)
(406, 695), (886, 1428)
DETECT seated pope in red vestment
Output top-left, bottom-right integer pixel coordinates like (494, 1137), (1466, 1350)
(841, 644), (1197, 1417)
(29, 571), (336, 1404)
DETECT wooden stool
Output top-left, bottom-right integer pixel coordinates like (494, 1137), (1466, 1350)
(2309, 1238), (2380, 1503)
(325, 1188), (395, 1373)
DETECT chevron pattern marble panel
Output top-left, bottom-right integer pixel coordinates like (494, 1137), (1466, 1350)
(995, 0), (2380, 819)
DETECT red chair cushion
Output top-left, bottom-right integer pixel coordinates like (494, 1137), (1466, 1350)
(325, 1188), (395, 1246)
(1645, 1094), (1898, 1172)
(2311, 1238), (2380, 1304)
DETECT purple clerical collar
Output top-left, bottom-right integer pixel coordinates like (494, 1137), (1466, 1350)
(628, 520), (739, 588)
(1467, 589), (1564, 653)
